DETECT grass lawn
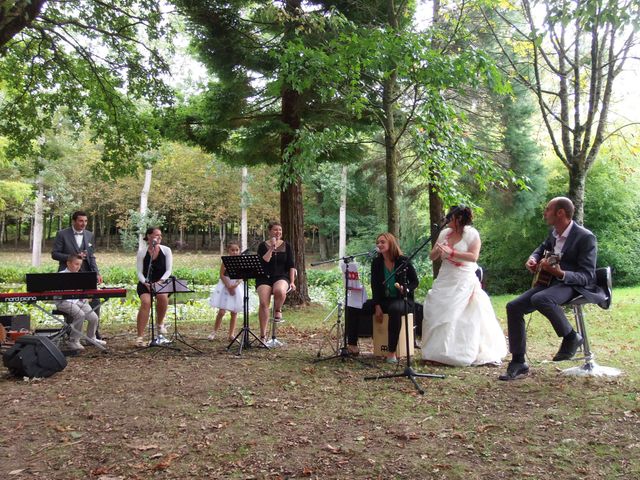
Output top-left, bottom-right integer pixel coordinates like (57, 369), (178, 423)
(1, 250), (638, 478)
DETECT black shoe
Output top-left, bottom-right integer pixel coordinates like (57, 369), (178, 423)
(553, 333), (584, 361)
(498, 361), (529, 381)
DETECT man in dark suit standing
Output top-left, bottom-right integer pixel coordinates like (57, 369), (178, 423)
(499, 197), (606, 381)
(52, 210), (104, 336)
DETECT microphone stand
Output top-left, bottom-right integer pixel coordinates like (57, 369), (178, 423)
(137, 243), (178, 352)
(364, 221), (448, 394)
(313, 251), (374, 367)
(84, 243), (102, 338)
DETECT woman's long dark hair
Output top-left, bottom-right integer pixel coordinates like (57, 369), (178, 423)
(448, 205), (473, 227)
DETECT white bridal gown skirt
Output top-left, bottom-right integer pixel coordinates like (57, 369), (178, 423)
(421, 262), (507, 366)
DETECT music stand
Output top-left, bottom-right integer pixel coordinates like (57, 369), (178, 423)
(223, 254), (267, 355)
(155, 277), (203, 354)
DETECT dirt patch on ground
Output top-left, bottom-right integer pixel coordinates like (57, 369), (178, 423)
(1, 323), (638, 479)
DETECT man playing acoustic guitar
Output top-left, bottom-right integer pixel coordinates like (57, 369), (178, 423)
(499, 197), (607, 381)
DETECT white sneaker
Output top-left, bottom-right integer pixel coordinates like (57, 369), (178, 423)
(67, 340), (85, 351)
(207, 332), (217, 341)
(135, 336), (146, 347)
(87, 337), (107, 346)
(158, 324), (168, 335)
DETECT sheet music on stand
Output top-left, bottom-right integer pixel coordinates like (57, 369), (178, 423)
(222, 255), (267, 354)
(222, 255), (265, 281)
(155, 278), (193, 294)
(341, 261), (367, 309)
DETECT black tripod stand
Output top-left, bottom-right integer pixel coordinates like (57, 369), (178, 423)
(157, 277), (203, 354)
(224, 254), (268, 355)
(364, 224), (448, 394)
(314, 252), (373, 366)
(137, 253), (179, 353)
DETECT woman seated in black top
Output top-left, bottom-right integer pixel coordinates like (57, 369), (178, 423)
(256, 221), (296, 340)
(135, 227), (173, 346)
(346, 232), (420, 363)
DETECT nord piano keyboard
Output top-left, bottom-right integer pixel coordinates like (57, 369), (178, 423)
(0, 288), (127, 303)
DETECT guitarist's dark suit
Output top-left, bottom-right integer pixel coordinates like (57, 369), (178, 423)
(506, 222), (606, 356)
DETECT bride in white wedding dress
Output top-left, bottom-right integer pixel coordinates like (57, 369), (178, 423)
(421, 206), (507, 366)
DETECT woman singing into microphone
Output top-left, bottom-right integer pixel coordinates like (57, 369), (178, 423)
(135, 227), (173, 347)
(256, 221), (296, 341)
(346, 232), (419, 363)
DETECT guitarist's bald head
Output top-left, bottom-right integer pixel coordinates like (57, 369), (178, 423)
(550, 197), (575, 220)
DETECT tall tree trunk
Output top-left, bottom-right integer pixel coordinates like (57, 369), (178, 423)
(339, 165), (347, 259)
(428, 0), (445, 277)
(241, 166), (248, 252)
(318, 231), (328, 260)
(314, 189), (329, 261)
(219, 220), (226, 255)
(46, 212), (53, 239)
(0, 213), (5, 244)
(31, 179), (44, 266)
(280, 178), (309, 304)
(428, 181), (444, 277)
(139, 167), (153, 249)
(106, 217), (111, 249)
(280, 0), (309, 305)
(568, 165), (587, 225)
(383, 73), (399, 237)
(16, 217), (21, 246)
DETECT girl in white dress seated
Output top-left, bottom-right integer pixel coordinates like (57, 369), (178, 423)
(208, 242), (243, 341)
(421, 206), (507, 366)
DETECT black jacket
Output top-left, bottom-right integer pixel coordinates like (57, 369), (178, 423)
(531, 222), (606, 304)
(370, 255), (419, 304)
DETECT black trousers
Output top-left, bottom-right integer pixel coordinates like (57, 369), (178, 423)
(506, 282), (577, 356)
(346, 299), (422, 353)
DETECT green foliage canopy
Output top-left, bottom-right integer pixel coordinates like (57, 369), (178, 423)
(0, 0), (174, 172)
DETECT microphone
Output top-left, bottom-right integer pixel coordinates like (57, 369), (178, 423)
(151, 239), (158, 248)
(368, 246), (380, 258)
(271, 237), (277, 249)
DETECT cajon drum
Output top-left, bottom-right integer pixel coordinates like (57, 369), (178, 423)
(373, 313), (414, 358)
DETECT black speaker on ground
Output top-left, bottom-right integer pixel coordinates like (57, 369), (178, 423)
(3, 335), (67, 378)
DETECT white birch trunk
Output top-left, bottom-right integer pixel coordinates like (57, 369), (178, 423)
(339, 165), (347, 259)
(31, 179), (44, 267)
(219, 221), (226, 256)
(241, 166), (248, 252)
(138, 168), (152, 249)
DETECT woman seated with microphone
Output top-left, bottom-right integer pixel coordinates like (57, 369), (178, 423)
(346, 232), (420, 363)
(256, 221), (296, 342)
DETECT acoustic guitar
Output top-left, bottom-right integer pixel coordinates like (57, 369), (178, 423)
(532, 250), (561, 287)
